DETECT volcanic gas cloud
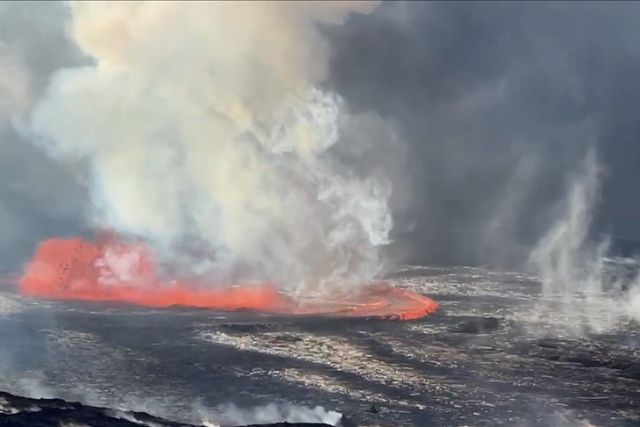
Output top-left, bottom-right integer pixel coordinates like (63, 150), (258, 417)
(17, 2), (438, 318)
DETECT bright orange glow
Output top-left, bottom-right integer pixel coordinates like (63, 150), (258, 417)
(18, 237), (438, 320)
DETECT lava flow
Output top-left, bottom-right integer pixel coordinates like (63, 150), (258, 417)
(18, 237), (438, 320)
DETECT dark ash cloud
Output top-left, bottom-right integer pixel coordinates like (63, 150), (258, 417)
(327, 1), (640, 266)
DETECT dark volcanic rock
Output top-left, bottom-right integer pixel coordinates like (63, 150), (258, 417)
(0, 391), (337, 427)
(3, 266), (640, 426)
(451, 316), (501, 334)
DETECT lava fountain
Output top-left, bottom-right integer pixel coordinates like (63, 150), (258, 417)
(18, 237), (438, 320)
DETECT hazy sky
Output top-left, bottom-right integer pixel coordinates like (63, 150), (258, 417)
(327, 1), (640, 265)
(2, 1), (640, 270)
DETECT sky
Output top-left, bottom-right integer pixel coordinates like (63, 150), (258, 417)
(326, 1), (640, 265)
(1, 1), (640, 271)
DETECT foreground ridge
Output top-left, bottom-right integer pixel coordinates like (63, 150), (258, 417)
(0, 390), (340, 427)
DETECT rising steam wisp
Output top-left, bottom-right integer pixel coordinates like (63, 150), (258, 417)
(529, 149), (640, 331)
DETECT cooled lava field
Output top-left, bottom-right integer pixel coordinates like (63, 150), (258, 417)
(1, 266), (639, 426)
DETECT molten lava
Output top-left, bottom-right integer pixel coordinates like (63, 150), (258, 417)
(18, 237), (438, 320)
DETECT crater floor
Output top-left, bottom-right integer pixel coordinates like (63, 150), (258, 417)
(0, 266), (638, 426)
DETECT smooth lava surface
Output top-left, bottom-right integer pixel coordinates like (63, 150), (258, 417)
(18, 237), (439, 320)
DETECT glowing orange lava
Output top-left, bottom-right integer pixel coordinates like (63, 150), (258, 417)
(18, 237), (438, 320)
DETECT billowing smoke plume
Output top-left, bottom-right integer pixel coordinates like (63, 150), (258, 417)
(28, 2), (393, 295)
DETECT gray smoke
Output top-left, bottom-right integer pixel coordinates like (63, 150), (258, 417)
(320, 1), (640, 329)
(0, 2), (86, 271)
(326, 1), (640, 268)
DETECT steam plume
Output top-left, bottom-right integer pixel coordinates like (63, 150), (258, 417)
(529, 149), (640, 330)
(28, 1), (391, 295)
(529, 149), (605, 300)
